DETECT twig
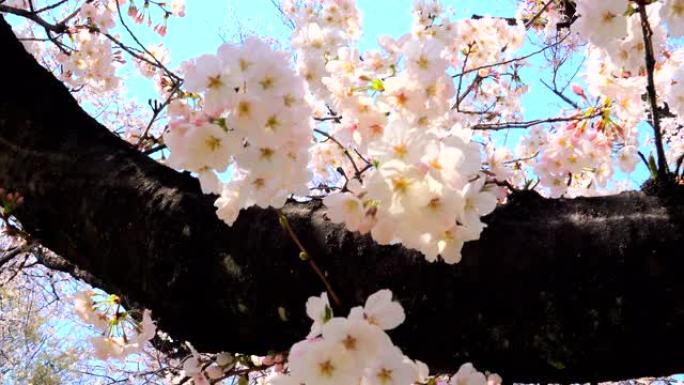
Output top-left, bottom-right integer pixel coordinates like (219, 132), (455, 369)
(0, 4), (68, 32)
(137, 81), (182, 149)
(524, 0), (554, 29)
(313, 115), (342, 123)
(277, 211), (342, 307)
(502, 151), (540, 165)
(540, 78), (579, 109)
(452, 33), (569, 79)
(453, 43), (474, 111)
(637, 0), (669, 180)
(113, 0), (181, 82)
(34, 0), (69, 14)
(471, 110), (600, 131)
(675, 153), (684, 176)
(143, 143), (167, 155)
(313, 128), (363, 182)
(638, 150), (650, 169)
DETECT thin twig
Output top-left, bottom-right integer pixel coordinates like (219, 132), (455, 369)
(137, 81), (182, 149)
(113, 0), (181, 82)
(453, 43), (474, 111)
(0, 4), (68, 32)
(313, 128), (363, 182)
(471, 110), (601, 131)
(524, 0), (554, 29)
(277, 211), (342, 307)
(638, 150), (650, 169)
(540, 78), (579, 109)
(452, 33), (569, 79)
(637, 0), (669, 180)
(34, 0), (69, 14)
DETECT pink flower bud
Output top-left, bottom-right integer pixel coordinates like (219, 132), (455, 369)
(127, 5), (138, 18)
(571, 83), (586, 98)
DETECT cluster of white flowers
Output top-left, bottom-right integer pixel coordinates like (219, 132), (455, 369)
(280, 0), (506, 264)
(284, 0), (362, 99)
(449, 363), (502, 385)
(56, 29), (121, 93)
(80, 1), (117, 31)
(177, 346), (241, 385)
(660, 0), (684, 37)
(561, 0), (684, 193)
(575, 1), (679, 106)
(531, 120), (616, 198)
(662, 117), (684, 166)
(48, 1), (127, 93)
(515, 0), (564, 41)
(411, 3), (528, 124)
(267, 290), (502, 385)
(269, 290), (429, 385)
(162, 290), (500, 385)
(73, 291), (156, 361)
(164, 37), (312, 224)
(134, 43), (170, 79)
(323, 122), (495, 264)
(514, 109), (642, 198)
(573, 0), (679, 73)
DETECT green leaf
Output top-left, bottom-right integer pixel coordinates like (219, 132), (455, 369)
(648, 154), (659, 180)
(323, 305), (333, 322)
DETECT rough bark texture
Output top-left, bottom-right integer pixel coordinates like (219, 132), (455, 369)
(1, 17), (684, 383)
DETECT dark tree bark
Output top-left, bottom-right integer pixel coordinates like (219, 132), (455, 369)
(1, 17), (684, 383)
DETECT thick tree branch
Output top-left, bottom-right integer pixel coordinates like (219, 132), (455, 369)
(1, 17), (684, 383)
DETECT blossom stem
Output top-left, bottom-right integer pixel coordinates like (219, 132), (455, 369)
(277, 211), (342, 307)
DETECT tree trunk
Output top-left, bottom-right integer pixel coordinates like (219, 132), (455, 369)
(1, 17), (683, 383)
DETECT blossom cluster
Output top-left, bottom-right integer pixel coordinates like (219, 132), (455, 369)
(284, 0), (362, 99)
(73, 290), (156, 361)
(284, 0), (506, 263)
(518, 0), (684, 195)
(164, 37), (313, 224)
(267, 289), (502, 385)
(575, 0), (683, 71)
(269, 290), (429, 385)
(134, 43), (170, 79)
(49, 0), (128, 93)
(577, 1), (684, 119)
(420, 6), (528, 124)
(18, 0), (186, 94)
